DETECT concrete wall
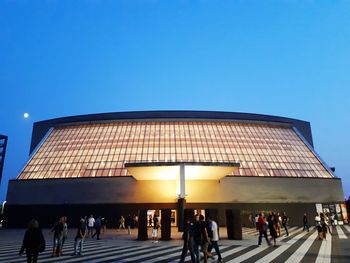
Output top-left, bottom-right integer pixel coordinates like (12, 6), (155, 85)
(7, 176), (344, 205)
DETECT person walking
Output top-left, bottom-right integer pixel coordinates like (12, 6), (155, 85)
(148, 215), (153, 227)
(267, 212), (278, 247)
(179, 218), (195, 263)
(325, 213), (332, 235)
(282, 212), (289, 236)
(320, 213), (328, 240)
(207, 216), (223, 263)
(199, 215), (211, 263)
(61, 216), (68, 255)
(19, 219), (46, 263)
(275, 212), (281, 237)
(51, 217), (64, 257)
(87, 215), (95, 237)
(92, 216), (102, 240)
(192, 214), (202, 263)
(72, 218), (86, 256)
(257, 213), (271, 246)
(303, 213), (309, 232)
(152, 215), (160, 243)
(315, 213), (323, 240)
(126, 214), (132, 235)
(101, 217), (107, 234)
(118, 216), (125, 230)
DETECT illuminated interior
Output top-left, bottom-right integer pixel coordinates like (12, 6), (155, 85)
(126, 163), (239, 181)
(17, 121), (333, 179)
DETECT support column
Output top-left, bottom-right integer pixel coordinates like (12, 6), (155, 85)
(225, 209), (242, 240)
(138, 209), (148, 241)
(177, 198), (186, 232)
(161, 209), (171, 240)
(176, 164), (186, 198)
(176, 164), (186, 232)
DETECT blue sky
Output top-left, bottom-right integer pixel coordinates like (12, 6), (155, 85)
(0, 1), (349, 202)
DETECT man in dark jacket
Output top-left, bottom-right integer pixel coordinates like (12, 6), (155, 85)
(72, 218), (86, 256)
(92, 216), (102, 240)
(19, 219), (46, 263)
(180, 218), (195, 263)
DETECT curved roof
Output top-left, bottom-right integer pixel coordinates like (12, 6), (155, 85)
(30, 110), (313, 154)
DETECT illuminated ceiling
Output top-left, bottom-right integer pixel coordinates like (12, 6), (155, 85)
(125, 162), (240, 181)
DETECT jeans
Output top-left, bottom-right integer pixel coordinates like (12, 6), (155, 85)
(283, 224), (289, 236)
(303, 223), (309, 231)
(258, 230), (270, 245)
(92, 227), (101, 239)
(53, 236), (62, 255)
(208, 240), (222, 261)
(193, 242), (200, 263)
(74, 238), (84, 255)
(180, 239), (195, 263)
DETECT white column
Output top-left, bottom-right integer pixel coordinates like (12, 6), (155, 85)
(176, 164), (186, 198)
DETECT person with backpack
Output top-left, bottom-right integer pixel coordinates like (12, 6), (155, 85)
(207, 216), (223, 263)
(179, 218), (195, 263)
(19, 219), (46, 263)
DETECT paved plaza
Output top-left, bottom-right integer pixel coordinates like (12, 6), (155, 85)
(0, 225), (350, 263)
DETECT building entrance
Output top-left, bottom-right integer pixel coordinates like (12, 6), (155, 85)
(147, 209), (177, 226)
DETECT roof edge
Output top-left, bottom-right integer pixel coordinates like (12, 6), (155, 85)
(29, 110), (313, 154)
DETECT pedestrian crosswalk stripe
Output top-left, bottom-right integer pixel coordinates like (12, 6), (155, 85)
(95, 246), (181, 263)
(51, 245), (157, 263)
(167, 245), (237, 263)
(1, 225), (349, 263)
(284, 230), (318, 263)
(243, 226), (300, 237)
(254, 230), (311, 262)
(153, 245), (230, 263)
(225, 245), (270, 263)
(336, 226), (347, 239)
(0, 241), (107, 263)
(343, 225), (350, 235)
(315, 231), (332, 263)
(5, 245), (124, 263)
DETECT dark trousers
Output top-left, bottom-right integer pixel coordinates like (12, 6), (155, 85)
(208, 240), (222, 261)
(26, 251), (38, 263)
(258, 230), (270, 245)
(283, 224), (289, 236)
(180, 239), (195, 263)
(92, 227), (101, 239)
(303, 223), (309, 231)
(193, 242), (200, 263)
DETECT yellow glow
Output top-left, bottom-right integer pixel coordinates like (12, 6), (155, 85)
(128, 165), (238, 181)
(127, 166), (178, 180)
(184, 166), (236, 180)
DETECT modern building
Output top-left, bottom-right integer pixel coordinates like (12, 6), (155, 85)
(5, 111), (347, 231)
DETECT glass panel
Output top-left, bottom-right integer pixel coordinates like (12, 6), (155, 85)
(17, 121), (333, 179)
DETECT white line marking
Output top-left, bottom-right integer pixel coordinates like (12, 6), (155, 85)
(336, 226), (347, 239)
(315, 232), (332, 263)
(254, 230), (311, 263)
(285, 230), (318, 263)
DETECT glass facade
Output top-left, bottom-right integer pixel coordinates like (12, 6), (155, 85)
(17, 121), (333, 180)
